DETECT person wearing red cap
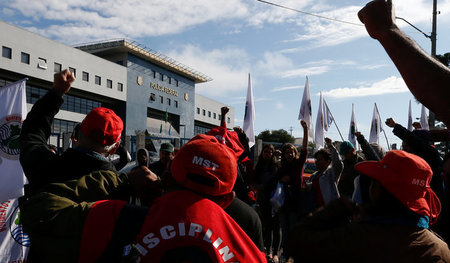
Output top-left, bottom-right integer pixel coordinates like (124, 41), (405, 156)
(19, 69), (158, 262)
(288, 150), (450, 262)
(77, 134), (267, 262)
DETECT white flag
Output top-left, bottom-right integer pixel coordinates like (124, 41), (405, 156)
(323, 100), (334, 132)
(298, 76), (314, 142)
(0, 199), (30, 261)
(0, 79), (27, 202)
(369, 103), (384, 144)
(420, 104), (429, 130)
(243, 73), (256, 148)
(348, 104), (357, 146)
(314, 92), (325, 150)
(407, 100), (413, 131)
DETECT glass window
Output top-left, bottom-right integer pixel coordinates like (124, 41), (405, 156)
(95, 75), (101, 85)
(175, 100), (178, 108)
(160, 73), (164, 81)
(150, 93), (156, 102)
(213, 113), (216, 119)
(118, 82), (123, 92)
(153, 71), (156, 78)
(227, 117), (230, 124)
(208, 111), (211, 117)
(197, 107), (200, 114)
(69, 67), (76, 78)
(37, 57), (47, 69)
(21, 52), (30, 64)
(202, 109), (206, 116)
(218, 114), (221, 120)
(167, 98), (171, 106)
(159, 96), (163, 104)
(107, 79), (112, 89)
(2, 46), (12, 59)
(54, 62), (62, 73)
(175, 79), (179, 87)
(82, 71), (89, 82)
(168, 77), (172, 84)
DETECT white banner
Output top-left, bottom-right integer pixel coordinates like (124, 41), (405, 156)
(0, 79), (27, 203)
(407, 100), (413, 131)
(243, 73), (256, 148)
(314, 92), (325, 150)
(420, 104), (429, 130)
(298, 76), (314, 142)
(0, 199), (30, 262)
(348, 104), (357, 147)
(369, 103), (384, 144)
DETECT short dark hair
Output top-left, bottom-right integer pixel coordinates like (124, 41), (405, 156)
(314, 148), (331, 161)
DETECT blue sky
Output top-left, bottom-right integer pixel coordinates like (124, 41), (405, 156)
(2, 0), (450, 149)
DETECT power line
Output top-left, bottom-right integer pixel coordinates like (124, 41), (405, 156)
(256, 0), (364, 27)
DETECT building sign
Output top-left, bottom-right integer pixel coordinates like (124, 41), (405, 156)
(150, 82), (178, 97)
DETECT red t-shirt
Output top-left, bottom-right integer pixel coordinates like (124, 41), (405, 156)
(79, 190), (266, 262)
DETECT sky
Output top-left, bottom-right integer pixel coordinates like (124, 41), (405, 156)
(2, 0), (450, 150)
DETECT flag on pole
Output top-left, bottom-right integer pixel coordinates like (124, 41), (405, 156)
(314, 92), (325, 150)
(323, 99), (334, 132)
(407, 100), (413, 131)
(298, 76), (314, 142)
(348, 104), (357, 146)
(0, 79), (30, 262)
(369, 103), (384, 144)
(243, 73), (256, 148)
(420, 104), (429, 130)
(0, 79), (27, 202)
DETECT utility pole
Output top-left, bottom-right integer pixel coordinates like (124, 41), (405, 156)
(429, 0), (438, 128)
(289, 126), (293, 136)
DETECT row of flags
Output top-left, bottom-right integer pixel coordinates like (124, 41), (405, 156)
(297, 76), (429, 150)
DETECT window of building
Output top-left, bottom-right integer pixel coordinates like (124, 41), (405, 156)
(107, 79), (112, 89)
(2, 46), (12, 59)
(82, 71), (89, 82)
(95, 75), (101, 85)
(153, 71), (156, 78)
(37, 57), (47, 69)
(118, 82), (123, 92)
(54, 62), (62, 73)
(202, 109), (206, 116)
(218, 114), (221, 121)
(168, 77), (172, 84)
(160, 73), (164, 81)
(21, 52), (30, 64)
(174, 100), (178, 108)
(208, 111), (211, 117)
(213, 113), (216, 119)
(175, 79), (179, 87)
(159, 95), (163, 104)
(167, 98), (171, 106)
(227, 117), (230, 124)
(150, 93), (156, 101)
(197, 107), (200, 114)
(69, 67), (76, 77)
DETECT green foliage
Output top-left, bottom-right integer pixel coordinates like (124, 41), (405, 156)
(257, 129), (295, 144)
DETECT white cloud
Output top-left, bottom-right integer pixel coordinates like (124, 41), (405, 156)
(271, 85), (302, 92)
(166, 45), (251, 97)
(322, 76), (408, 98)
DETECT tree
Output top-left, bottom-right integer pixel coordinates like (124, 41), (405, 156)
(256, 129), (295, 144)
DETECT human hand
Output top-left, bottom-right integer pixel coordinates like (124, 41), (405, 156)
(355, 131), (362, 137)
(385, 118), (396, 128)
(53, 69), (75, 95)
(325, 137), (333, 147)
(221, 106), (229, 116)
(300, 120), (308, 129)
(358, 0), (397, 40)
(127, 166), (162, 198)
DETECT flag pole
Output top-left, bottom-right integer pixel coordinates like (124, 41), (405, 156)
(326, 105), (344, 141)
(383, 129), (391, 151)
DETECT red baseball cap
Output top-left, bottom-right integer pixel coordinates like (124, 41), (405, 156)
(355, 150), (441, 224)
(206, 126), (244, 159)
(81, 107), (123, 145)
(171, 134), (237, 203)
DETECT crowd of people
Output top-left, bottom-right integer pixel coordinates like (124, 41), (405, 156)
(15, 0), (450, 262)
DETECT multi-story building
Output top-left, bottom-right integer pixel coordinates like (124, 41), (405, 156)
(0, 20), (234, 152)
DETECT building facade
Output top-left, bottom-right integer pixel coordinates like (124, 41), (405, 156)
(0, 21), (234, 151)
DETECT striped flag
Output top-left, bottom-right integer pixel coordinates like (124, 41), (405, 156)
(298, 76), (314, 142)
